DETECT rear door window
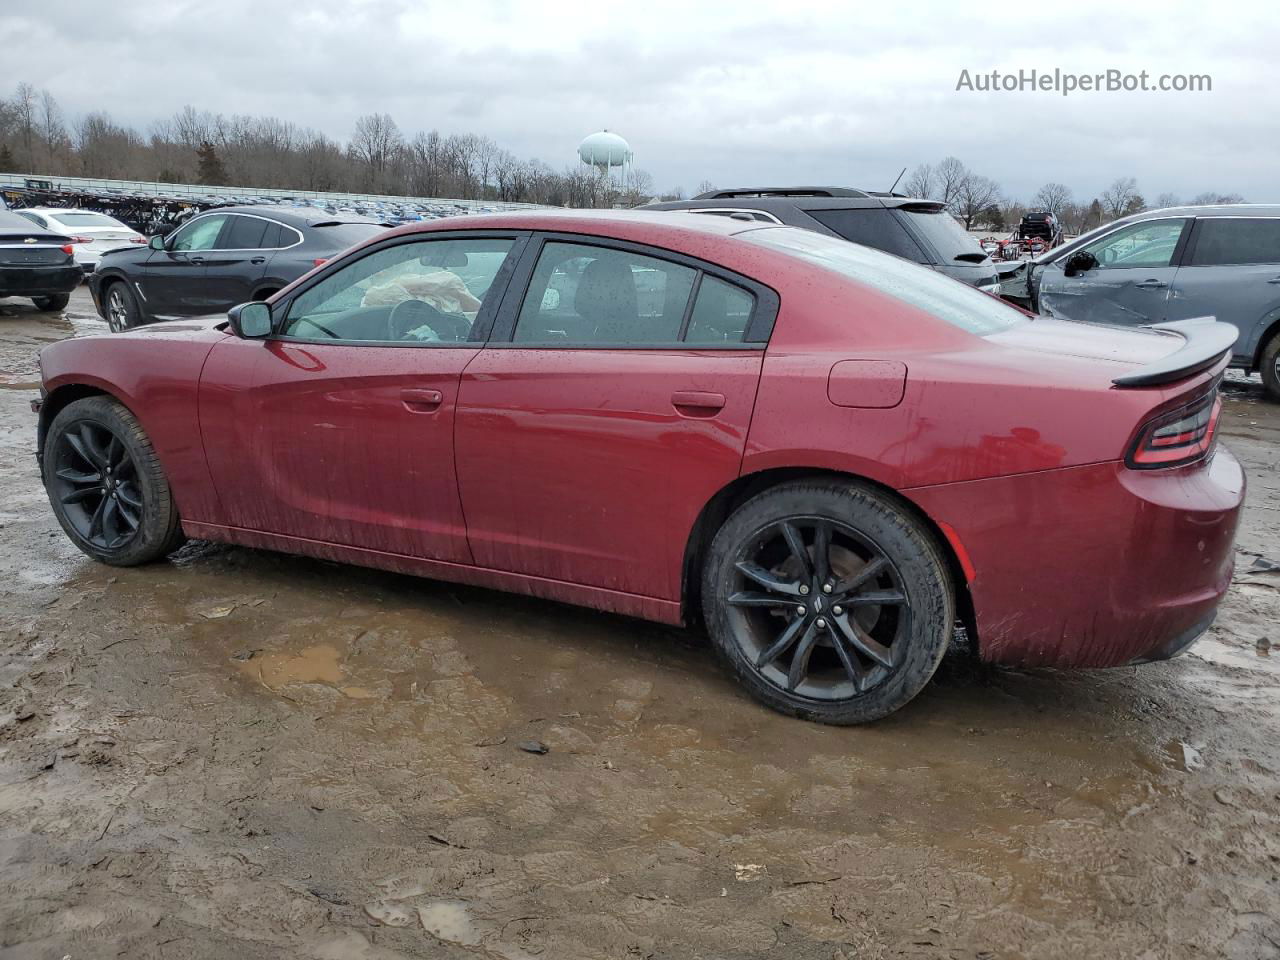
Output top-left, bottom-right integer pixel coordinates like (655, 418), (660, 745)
(807, 208), (927, 262)
(222, 215), (270, 250)
(1189, 218), (1280, 266)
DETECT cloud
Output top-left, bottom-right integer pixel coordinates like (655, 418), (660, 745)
(0, 0), (1274, 202)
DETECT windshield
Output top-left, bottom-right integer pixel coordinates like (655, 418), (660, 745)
(50, 211), (124, 228)
(744, 226), (1027, 335)
(899, 207), (989, 263)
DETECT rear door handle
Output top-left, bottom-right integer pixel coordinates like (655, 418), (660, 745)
(1135, 279), (1168, 289)
(189, 256), (205, 264)
(401, 388), (443, 412)
(671, 391), (726, 416)
(250, 256), (267, 265)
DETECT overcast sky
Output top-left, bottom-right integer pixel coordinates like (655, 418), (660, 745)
(1, 1), (1273, 203)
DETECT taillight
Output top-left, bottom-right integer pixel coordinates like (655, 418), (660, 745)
(1126, 392), (1221, 469)
(68, 235), (93, 244)
(130, 236), (146, 244)
(60, 244), (75, 256)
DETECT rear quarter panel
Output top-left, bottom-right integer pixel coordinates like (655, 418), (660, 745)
(39, 325), (228, 523)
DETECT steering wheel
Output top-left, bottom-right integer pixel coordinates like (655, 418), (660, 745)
(293, 316), (342, 339)
(388, 299), (471, 342)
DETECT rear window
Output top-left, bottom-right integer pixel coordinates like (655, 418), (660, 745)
(48, 212), (121, 228)
(744, 227), (1025, 335)
(1189, 218), (1280, 266)
(807, 208), (926, 262)
(313, 222), (388, 248)
(899, 207), (988, 262)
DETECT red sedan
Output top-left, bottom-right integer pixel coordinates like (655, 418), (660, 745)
(34, 211), (1244, 723)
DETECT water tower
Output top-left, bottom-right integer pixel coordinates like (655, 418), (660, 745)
(578, 130), (632, 184)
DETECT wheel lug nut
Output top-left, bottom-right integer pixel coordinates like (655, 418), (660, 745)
(796, 605), (806, 615)
(799, 585), (809, 595)
(832, 605), (843, 616)
(816, 618), (826, 628)
(822, 584), (832, 594)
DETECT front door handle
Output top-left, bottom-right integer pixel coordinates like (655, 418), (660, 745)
(1134, 279), (1168, 289)
(671, 390), (726, 417)
(250, 256), (267, 265)
(189, 255), (205, 264)
(401, 388), (443, 412)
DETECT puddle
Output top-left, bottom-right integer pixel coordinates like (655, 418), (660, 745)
(417, 900), (483, 946)
(238, 644), (344, 688)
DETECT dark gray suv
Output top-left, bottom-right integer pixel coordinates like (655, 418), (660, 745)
(646, 187), (1001, 292)
(1014, 205), (1280, 400)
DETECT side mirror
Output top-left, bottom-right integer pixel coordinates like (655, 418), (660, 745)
(227, 301), (273, 339)
(1063, 250), (1098, 277)
(148, 235), (166, 251)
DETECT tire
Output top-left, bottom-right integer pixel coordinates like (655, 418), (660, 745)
(43, 396), (185, 566)
(33, 293), (70, 312)
(1262, 332), (1280, 403)
(104, 280), (141, 333)
(702, 481), (954, 725)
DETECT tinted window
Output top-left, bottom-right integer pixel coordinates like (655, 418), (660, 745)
(17, 211), (48, 229)
(1083, 218), (1186, 269)
(685, 275), (755, 344)
(260, 221), (284, 248)
(282, 237), (514, 343)
(744, 227), (1025, 335)
(514, 242), (696, 344)
(808, 208), (926, 262)
(222, 215), (269, 249)
(170, 215), (228, 251)
(1189, 218), (1280, 266)
(899, 208), (987, 262)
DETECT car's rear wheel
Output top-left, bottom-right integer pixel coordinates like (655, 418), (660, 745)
(702, 481), (953, 724)
(43, 396), (185, 566)
(33, 293), (70, 312)
(104, 280), (141, 332)
(1261, 331), (1280, 402)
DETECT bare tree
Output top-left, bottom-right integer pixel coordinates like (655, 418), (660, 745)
(903, 163), (934, 199)
(952, 174), (1001, 230)
(695, 179), (716, 196)
(1031, 182), (1072, 216)
(1101, 177), (1141, 219)
(1155, 192), (1181, 209)
(349, 113), (402, 191)
(935, 157), (969, 208)
(12, 82), (37, 169)
(1189, 191), (1246, 205)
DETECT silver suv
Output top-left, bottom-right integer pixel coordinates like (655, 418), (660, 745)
(1022, 205), (1280, 400)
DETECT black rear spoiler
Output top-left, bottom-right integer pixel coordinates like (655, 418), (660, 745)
(1112, 316), (1238, 387)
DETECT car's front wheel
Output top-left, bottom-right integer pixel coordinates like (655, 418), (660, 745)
(104, 280), (141, 333)
(702, 481), (954, 724)
(33, 293), (70, 312)
(43, 396), (185, 565)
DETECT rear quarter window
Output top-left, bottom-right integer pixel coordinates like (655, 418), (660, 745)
(899, 207), (988, 262)
(1189, 218), (1280, 266)
(745, 227), (1025, 335)
(807, 208), (927, 263)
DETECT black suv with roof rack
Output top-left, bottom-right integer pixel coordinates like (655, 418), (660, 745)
(646, 187), (1001, 292)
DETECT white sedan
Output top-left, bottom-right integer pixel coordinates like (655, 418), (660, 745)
(13, 208), (145, 273)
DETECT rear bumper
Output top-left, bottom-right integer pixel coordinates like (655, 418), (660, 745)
(909, 445), (1244, 667)
(0, 264), (82, 297)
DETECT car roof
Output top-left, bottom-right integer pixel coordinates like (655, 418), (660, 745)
(1126, 203), (1280, 220)
(396, 207), (769, 239)
(196, 205), (388, 226)
(645, 194), (944, 214)
(693, 186), (883, 199)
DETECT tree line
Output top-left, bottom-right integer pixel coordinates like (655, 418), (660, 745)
(904, 157), (1245, 235)
(0, 83), (1248, 224)
(0, 83), (666, 207)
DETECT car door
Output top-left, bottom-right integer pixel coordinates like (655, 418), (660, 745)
(1037, 217), (1191, 325)
(1165, 216), (1280, 365)
(199, 214), (276, 310)
(142, 213), (228, 314)
(454, 235), (774, 600)
(198, 231), (526, 561)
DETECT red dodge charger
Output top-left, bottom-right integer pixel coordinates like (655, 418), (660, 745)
(34, 211), (1244, 723)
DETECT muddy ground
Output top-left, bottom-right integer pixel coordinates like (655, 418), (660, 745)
(1, 288), (1277, 960)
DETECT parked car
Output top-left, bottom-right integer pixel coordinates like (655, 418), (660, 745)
(0, 211), (82, 311)
(88, 205), (392, 332)
(34, 211), (1243, 724)
(1002, 205), (1280, 400)
(646, 187), (1002, 292)
(13, 207), (145, 274)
